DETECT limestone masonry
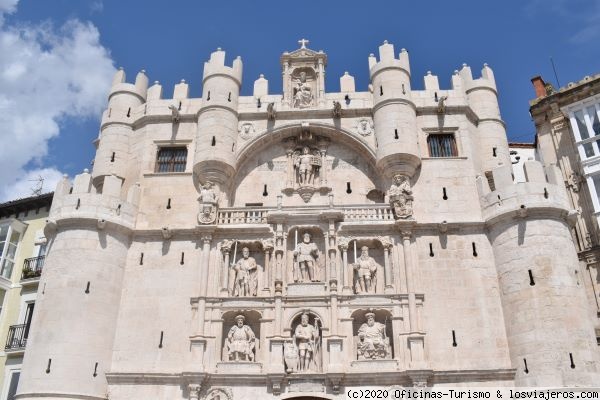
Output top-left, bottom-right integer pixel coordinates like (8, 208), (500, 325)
(16, 40), (600, 400)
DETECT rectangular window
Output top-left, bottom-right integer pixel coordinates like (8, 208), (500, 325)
(428, 134), (458, 157)
(6, 371), (19, 400)
(155, 146), (187, 173)
(570, 103), (600, 160)
(0, 227), (19, 280)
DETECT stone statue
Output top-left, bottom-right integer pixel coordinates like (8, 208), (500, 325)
(267, 102), (276, 121)
(233, 247), (258, 297)
(168, 104), (180, 123)
(226, 315), (256, 362)
(293, 232), (320, 282)
(387, 174), (413, 219)
(284, 341), (299, 373)
(357, 312), (390, 360)
(437, 95), (448, 114)
(293, 71), (313, 108)
(198, 181), (218, 224)
(332, 100), (342, 118)
(293, 313), (320, 372)
(353, 246), (379, 294)
(293, 147), (321, 186)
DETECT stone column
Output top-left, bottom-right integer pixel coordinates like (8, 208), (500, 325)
(383, 243), (394, 293)
(262, 239), (274, 296)
(286, 150), (294, 188)
(338, 239), (350, 294)
(220, 241), (232, 295)
(320, 149), (327, 186)
(401, 231), (417, 332)
(198, 234), (212, 335)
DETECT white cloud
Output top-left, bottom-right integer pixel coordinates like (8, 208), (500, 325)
(0, 4), (115, 202)
(0, 167), (64, 201)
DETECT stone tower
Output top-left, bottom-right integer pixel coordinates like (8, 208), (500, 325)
(16, 40), (600, 400)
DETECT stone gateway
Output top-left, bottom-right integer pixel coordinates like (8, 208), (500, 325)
(15, 39), (600, 400)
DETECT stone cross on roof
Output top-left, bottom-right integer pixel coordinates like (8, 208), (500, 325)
(298, 38), (309, 49)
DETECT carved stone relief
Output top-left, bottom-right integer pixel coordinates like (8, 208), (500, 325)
(356, 119), (373, 136)
(204, 387), (233, 400)
(387, 174), (413, 219)
(198, 181), (218, 224)
(238, 122), (256, 140)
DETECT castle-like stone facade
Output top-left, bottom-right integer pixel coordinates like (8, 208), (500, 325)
(16, 40), (600, 400)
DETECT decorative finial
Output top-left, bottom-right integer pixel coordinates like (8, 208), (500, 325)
(427, 71), (432, 75)
(83, 168), (89, 173)
(383, 40), (388, 44)
(453, 70), (459, 75)
(298, 38), (309, 49)
(462, 63), (468, 68)
(217, 47), (222, 51)
(63, 174), (68, 178)
(483, 63), (488, 67)
(369, 53), (375, 57)
(344, 71), (349, 75)
(154, 80), (159, 85)
(140, 69), (146, 73)
(118, 66), (124, 70)
(180, 79), (186, 83)
(259, 74), (264, 78)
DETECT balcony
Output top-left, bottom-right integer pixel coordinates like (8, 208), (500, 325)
(5, 324), (28, 351)
(21, 256), (44, 281)
(216, 204), (393, 225)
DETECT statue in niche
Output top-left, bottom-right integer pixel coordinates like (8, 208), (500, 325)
(232, 247), (258, 297)
(293, 71), (313, 108)
(387, 174), (413, 219)
(353, 246), (379, 294)
(226, 315), (256, 362)
(198, 181), (218, 224)
(293, 146), (321, 186)
(357, 312), (390, 360)
(293, 232), (320, 282)
(293, 313), (321, 372)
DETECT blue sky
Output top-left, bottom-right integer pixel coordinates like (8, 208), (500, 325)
(1, 0), (599, 200)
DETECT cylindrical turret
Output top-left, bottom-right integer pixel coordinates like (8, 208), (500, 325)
(17, 173), (133, 400)
(193, 48), (242, 204)
(369, 41), (420, 178)
(460, 63), (510, 173)
(483, 163), (600, 386)
(93, 69), (148, 189)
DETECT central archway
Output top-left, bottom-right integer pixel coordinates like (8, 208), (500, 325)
(231, 123), (383, 207)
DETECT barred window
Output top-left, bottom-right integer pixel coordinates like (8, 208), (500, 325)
(156, 147), (187, 173)
(427, 134), (458, 157)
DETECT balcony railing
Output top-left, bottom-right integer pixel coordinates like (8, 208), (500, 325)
(216, 204), (394, 225)
(5, 324), (28, 350)
(21, 256), (44, 280)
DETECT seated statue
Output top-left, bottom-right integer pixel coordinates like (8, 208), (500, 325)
(226, 315), (256, 362)
(357, 312), (390, 360)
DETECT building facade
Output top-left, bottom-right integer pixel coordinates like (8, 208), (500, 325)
(16, 41), (600, 400)
(0, 193), (52, 400)
(530, 74), (600, 344)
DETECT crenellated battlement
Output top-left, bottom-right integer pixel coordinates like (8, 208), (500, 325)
(202, 48), (243, 86)
(48, 170), (140, 231)
(458, 63), (497, 93)
(368, 40), (410, 79)
(477, 161), (572, 223)
(109, 68), (148, 105)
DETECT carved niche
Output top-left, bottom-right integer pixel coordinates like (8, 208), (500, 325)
(281, 39), (327, 109)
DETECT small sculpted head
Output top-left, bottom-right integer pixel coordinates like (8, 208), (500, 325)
(361, 246), (369, 259)
(242, 247), (250, 259)
(301, 313), (309, 326)
(303, 232), (311, 243)
(235, 315), (245, 327)
(366, 312), (375, 326)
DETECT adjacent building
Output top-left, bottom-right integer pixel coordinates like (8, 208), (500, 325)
(530, 73), (600, 341)
(0, 193), (52, 400)
(14, 41), (600, 400)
